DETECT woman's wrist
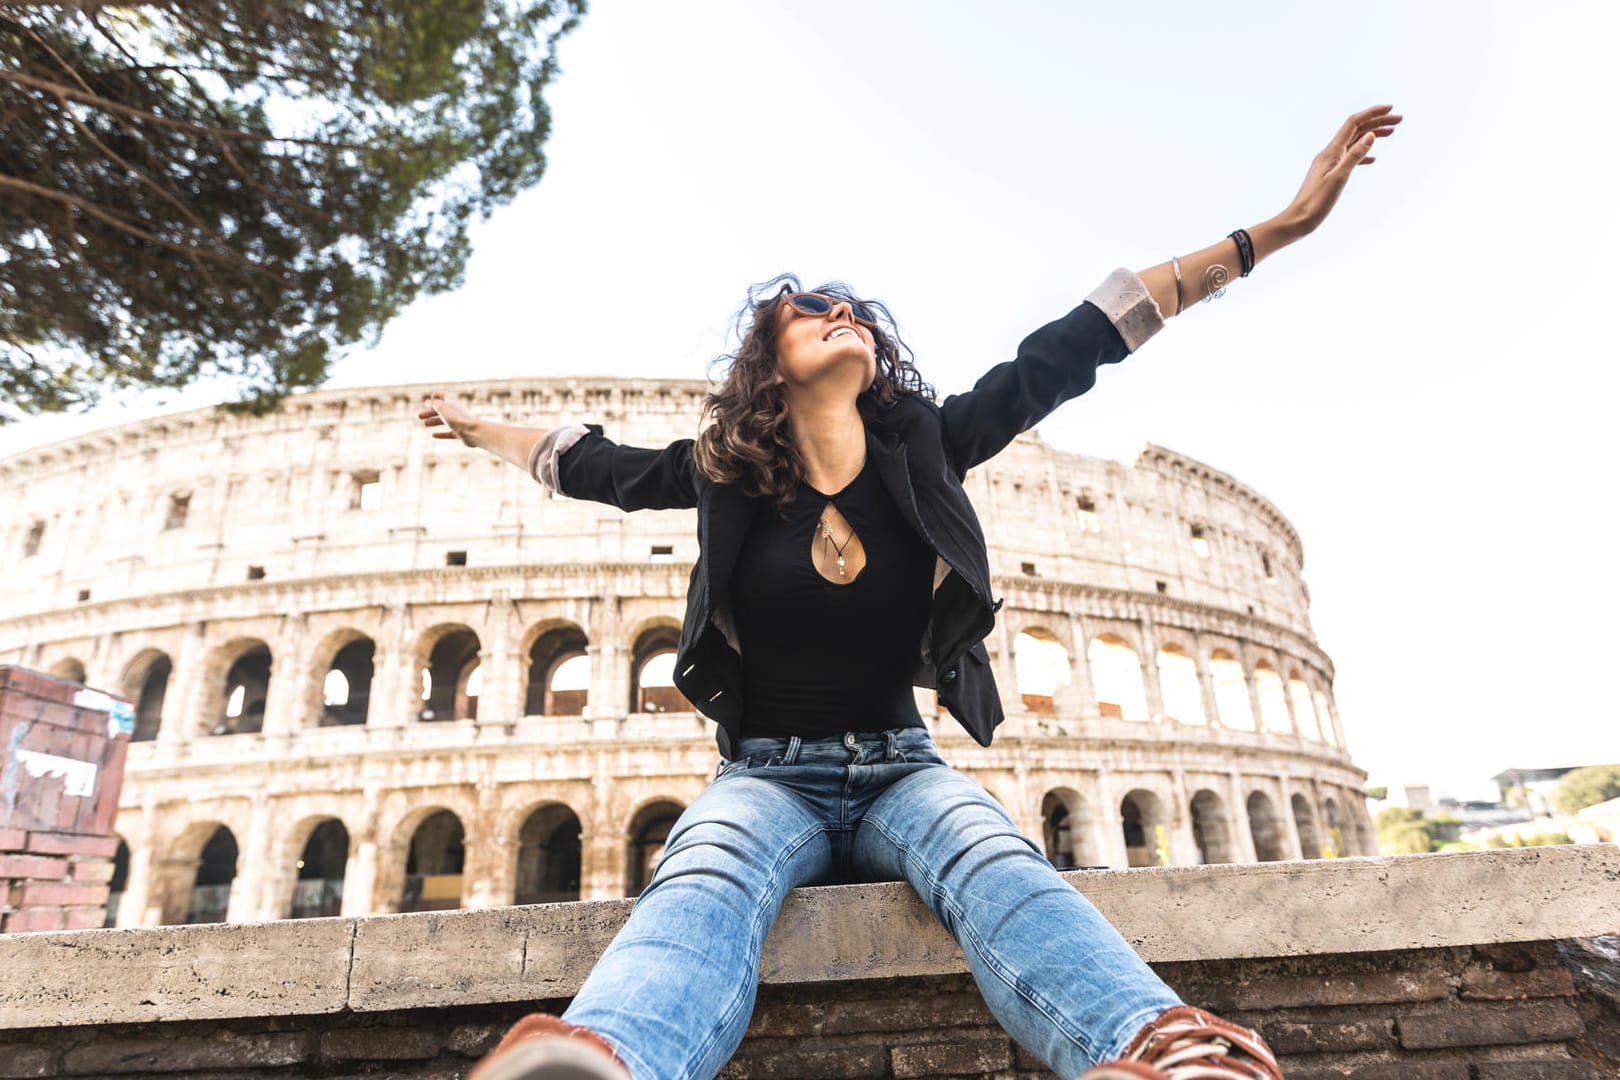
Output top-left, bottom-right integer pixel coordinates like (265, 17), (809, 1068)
(1249, 213), (1308, 265)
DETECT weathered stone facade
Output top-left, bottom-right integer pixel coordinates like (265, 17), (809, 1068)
(0, 377), (1370, 927)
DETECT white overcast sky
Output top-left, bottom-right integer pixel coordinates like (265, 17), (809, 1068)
(6, 1), (1617, 800)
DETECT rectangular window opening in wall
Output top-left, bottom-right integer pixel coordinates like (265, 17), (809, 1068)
(446, 550), (467, 566)
(1021, 561), (1038, 576)
(76, 589), (90, 603)
(1076, 496), (1100, 534)
(247, 565), (265, 580)
(1190, 524), (1210, 559)
(164, 492), (191, 531)
(24, 520), (44, 558)
(350, 470), (382, 511)
(650, 545), (675, 563)
(1261, 553), (1276, 584)
(1156, 581), (1168, 594)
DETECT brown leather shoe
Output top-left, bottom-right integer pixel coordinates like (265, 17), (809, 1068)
(1078, 1005), (1283, 1079)
(466, 1014), (631, 1080)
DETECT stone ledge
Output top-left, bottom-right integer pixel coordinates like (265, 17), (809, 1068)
(3, 847), (1616, 1030)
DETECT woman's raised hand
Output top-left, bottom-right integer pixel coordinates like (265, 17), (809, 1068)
(1283, 104), (1403, 237)
(417, 390), (482, 447)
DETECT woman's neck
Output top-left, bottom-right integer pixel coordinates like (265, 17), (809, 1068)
(788, 396), (866, 494)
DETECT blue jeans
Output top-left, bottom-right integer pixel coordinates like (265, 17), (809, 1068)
(563, 728), (1182, 1079)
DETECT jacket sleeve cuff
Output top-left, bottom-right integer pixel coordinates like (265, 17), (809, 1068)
(1085, 268), (1164, 354)
(528, 423), (592, 495)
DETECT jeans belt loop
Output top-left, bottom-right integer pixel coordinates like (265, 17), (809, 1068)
(884, 729), (899, 762)
(783, 735), (802, 765)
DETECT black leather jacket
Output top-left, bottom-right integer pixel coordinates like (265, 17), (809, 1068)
(551, 276), (1153, 758)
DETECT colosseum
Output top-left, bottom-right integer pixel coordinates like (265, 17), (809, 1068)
(0, 377), (1372, 928)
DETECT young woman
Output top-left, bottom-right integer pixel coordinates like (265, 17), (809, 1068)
(422, 104), (1402, 1080)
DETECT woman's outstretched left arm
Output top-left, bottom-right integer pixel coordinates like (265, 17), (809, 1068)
(1137, 104), (1403, 318)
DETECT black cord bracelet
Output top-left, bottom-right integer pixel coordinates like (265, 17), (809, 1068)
(1228, 229), (1255, 277)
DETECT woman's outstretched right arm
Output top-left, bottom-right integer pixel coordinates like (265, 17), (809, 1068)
(417, 389), (544, 470)
(416, 389), (699, 511)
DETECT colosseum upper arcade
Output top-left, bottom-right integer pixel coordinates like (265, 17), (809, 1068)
(0, 377), (1370, 929)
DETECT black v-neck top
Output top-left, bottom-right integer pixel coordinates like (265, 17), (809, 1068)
(729, 456), (935, 737)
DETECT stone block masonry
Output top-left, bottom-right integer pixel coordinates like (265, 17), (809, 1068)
(0, 666), (132, 935)
(0, 848), (1616, 1078)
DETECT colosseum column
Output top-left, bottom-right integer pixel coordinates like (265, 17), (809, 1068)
(260, 640), (308, 738)
(464, 778), (507, 909)
(1226, 772), (1258, 863)
(1324, 693), (1348, 750)
(1192, 636), (1223, 731)
(117, 804), (161, 928)
(226, 793), (275, 922)
(581, 777), (625, 899)
(342, 787), (383, 917)
(1242, 646), (1265, 733)
(160, 621), (210, 744)
(587, 595), (631, 727)
(1058, 613), (1100, 720)
(364, 604), (411, 729)
(87, 630), (117, 692)
(1138, 618), (1169, 726)
(1091, 771), (1130, 869)
(1167, 769), (1200, 866)
(475, 597), (522, 725)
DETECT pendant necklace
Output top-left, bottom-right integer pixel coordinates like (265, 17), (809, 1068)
(818, 513), (855, 577)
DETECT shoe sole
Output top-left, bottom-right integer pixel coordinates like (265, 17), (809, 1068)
(472, 1037), (627, 1080)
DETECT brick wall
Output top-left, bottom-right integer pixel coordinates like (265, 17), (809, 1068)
(0, 666), (131, 934)
(0, 939), (1611, 1078)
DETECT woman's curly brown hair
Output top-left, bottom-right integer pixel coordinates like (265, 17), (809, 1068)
(694, 274), (933, 511)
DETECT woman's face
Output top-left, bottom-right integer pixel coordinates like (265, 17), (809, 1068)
(771, 294), (877, 399)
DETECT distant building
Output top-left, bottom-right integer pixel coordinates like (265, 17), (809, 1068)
(1490, 767), (1580, 817)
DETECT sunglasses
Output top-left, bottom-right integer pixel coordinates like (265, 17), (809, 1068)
(779, 291), (878, 327)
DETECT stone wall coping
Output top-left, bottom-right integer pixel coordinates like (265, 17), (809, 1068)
(3, 846), (1617, 1030)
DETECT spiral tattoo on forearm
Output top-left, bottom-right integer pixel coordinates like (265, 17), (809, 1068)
(1201, 263), (1230, 303)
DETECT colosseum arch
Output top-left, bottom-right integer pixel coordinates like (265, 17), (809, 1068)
(1120, 788), (1169, 867)
(1041, 788), (1102, 869)
(1189, 789), (1234, 864)
(268, 814), (352, 920)
(119, 648), (173, 743)
(1313, 686), (1341, 747)
(625, 798), (686, 895)
(1156, 643), (1205, 725)
(1287, 670), (1320, 741)
(629, 620), (686, 715)
(153, 821), (239, 925)
(46, 656), (87, 683)
(513, 802), (583, 905)
(1253, 662), (1292, 735)
(1014, 627), (1071, 714)
(302, 628), (377, 728)
(1089, 634), (1148, 722)
(207, 639), (272, 736)
(1247, 791), (1288, 862)
(413, 624), (482, 723)
(522, 622), (591, 717)
(1323, 796), (1347, 857)
(1208, 649), (1254, 731)
(1291, 793), (1322, 860)
(400, 808), (467, 913)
